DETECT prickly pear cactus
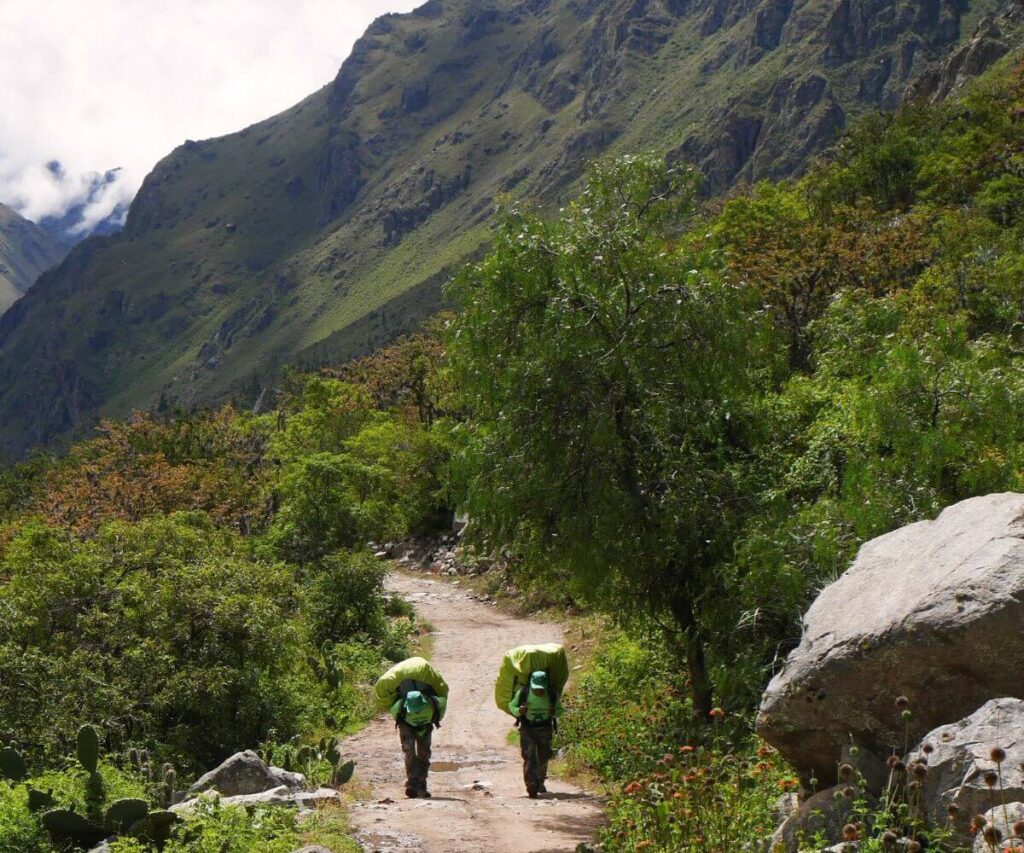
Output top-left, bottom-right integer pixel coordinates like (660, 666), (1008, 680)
(26, 787), (56, 813)
(0, 746), (27, 782)
(76, 724), (101, 774)
(41, 808), (105, 848)
(105, 797), (149, 833)
(130, 808), (178, 848)
(332, 759), (356, 786)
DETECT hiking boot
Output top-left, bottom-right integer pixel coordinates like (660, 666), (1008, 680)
(527, 786), (539, 799)
(405, 788), (419, 799)
(538, 784), (548, 793)
(420, 790), (432, 799)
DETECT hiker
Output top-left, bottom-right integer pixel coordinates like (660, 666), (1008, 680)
(510, 669), (564, 797)
(494, 643), (569, 798)
(374, 656), (449, 799)
(390, 687), (446, 798)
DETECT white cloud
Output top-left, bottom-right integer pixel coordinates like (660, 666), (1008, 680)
(0, 0), (420, 232)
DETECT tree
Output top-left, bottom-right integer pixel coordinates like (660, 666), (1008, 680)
(447, 155), (778, 715)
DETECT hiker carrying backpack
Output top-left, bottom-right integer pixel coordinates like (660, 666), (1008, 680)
(494, 643), (570, 800)
(375, 657), (449, 800)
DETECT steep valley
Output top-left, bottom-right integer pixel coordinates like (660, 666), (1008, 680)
(0, 0), (1013, 456)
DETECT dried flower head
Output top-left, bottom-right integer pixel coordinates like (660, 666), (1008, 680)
(843, 786), (855, 798)
(887, 754), (900, 769)
(881, 830), (898, 850)
(972, 814), (987, 834)
(907, 841), (922, 853)
(839, 763), (854, 780)
(842, 824), (858, 842)
(948, 803), (960, 818)
(895, 696), (911, 710)
(983, 825), (1003, 845)
(991, 746), (1007, 764)
(912, 762), (928, 781)
(984, 770), (1000, 788)
(1015, 818), (1024, 838)
(922, 743), (934, 755)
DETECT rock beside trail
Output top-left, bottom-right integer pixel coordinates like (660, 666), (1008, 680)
(769, 786), (860, 853)
(187, 750), (305, 798)
(758, 493), (1024, 787)
(172, 786), (340, 814)
(908, 698), (1024, 843)
(972, 802), (1024, 852)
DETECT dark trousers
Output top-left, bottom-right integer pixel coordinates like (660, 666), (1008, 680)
(519, 724), (553, 793)
(398, 722), (432, 794)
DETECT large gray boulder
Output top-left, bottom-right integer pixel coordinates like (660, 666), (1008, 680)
(758, 493), (1024, 787)
(908, 699), (1024, 843)
(187, 750), (305, 798)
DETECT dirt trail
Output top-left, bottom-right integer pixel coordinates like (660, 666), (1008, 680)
(345, 572), (604, 853)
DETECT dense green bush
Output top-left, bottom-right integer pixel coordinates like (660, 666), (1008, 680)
(0, 785), (48, 853)
(0, 513), (312, 768)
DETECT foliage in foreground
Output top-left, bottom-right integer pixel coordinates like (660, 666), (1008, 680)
(0, 349), (449, 850)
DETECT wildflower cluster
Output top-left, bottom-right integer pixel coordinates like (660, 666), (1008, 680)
(606, 713), (786, 852)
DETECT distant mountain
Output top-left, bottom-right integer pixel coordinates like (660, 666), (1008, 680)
(0, 203), (69, 315)
(36, 163), (129, 244)
(0, 0), (1011, 456)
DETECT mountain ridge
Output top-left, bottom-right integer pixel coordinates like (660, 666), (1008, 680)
(0, 0), (1009, 457)
(0, 203), (69, 316)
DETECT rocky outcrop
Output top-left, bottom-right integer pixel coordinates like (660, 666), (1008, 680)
(187, 751), (306, 798)
(758, 493), (1024, 788)
(908, 699), (1024, 843)
(907, 6), (1022, 103)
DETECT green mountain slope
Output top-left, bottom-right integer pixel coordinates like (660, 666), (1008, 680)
(0, 0), (1009, 456)
(0, 204), (68, 315)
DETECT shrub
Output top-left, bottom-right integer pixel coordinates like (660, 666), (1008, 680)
(0, 513), (311, 770)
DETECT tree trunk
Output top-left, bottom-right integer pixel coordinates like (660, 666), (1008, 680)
(669, 592), (714, 719)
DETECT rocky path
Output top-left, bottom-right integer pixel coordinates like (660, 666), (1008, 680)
(345, 572), (604, 853)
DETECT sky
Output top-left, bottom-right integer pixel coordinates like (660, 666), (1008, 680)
(0, 0), (419, 234)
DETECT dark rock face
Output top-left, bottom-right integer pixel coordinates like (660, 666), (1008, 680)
(824, 0), (962, 65)
(752, 0), (792, 49)
(907, 8), (1020, 103)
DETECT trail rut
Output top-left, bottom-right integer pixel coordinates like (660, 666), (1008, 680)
(345, 572), (604, 852)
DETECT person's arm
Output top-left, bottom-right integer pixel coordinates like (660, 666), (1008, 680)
(552, 694), (565, 717)
(435, 695), (447, 721)
(508, 695), (524, 717)
(390, 698), (403, 721)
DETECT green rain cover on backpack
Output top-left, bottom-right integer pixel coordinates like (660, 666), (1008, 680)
(494, 643), (569, 715)
(374, 657), (449, 711)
